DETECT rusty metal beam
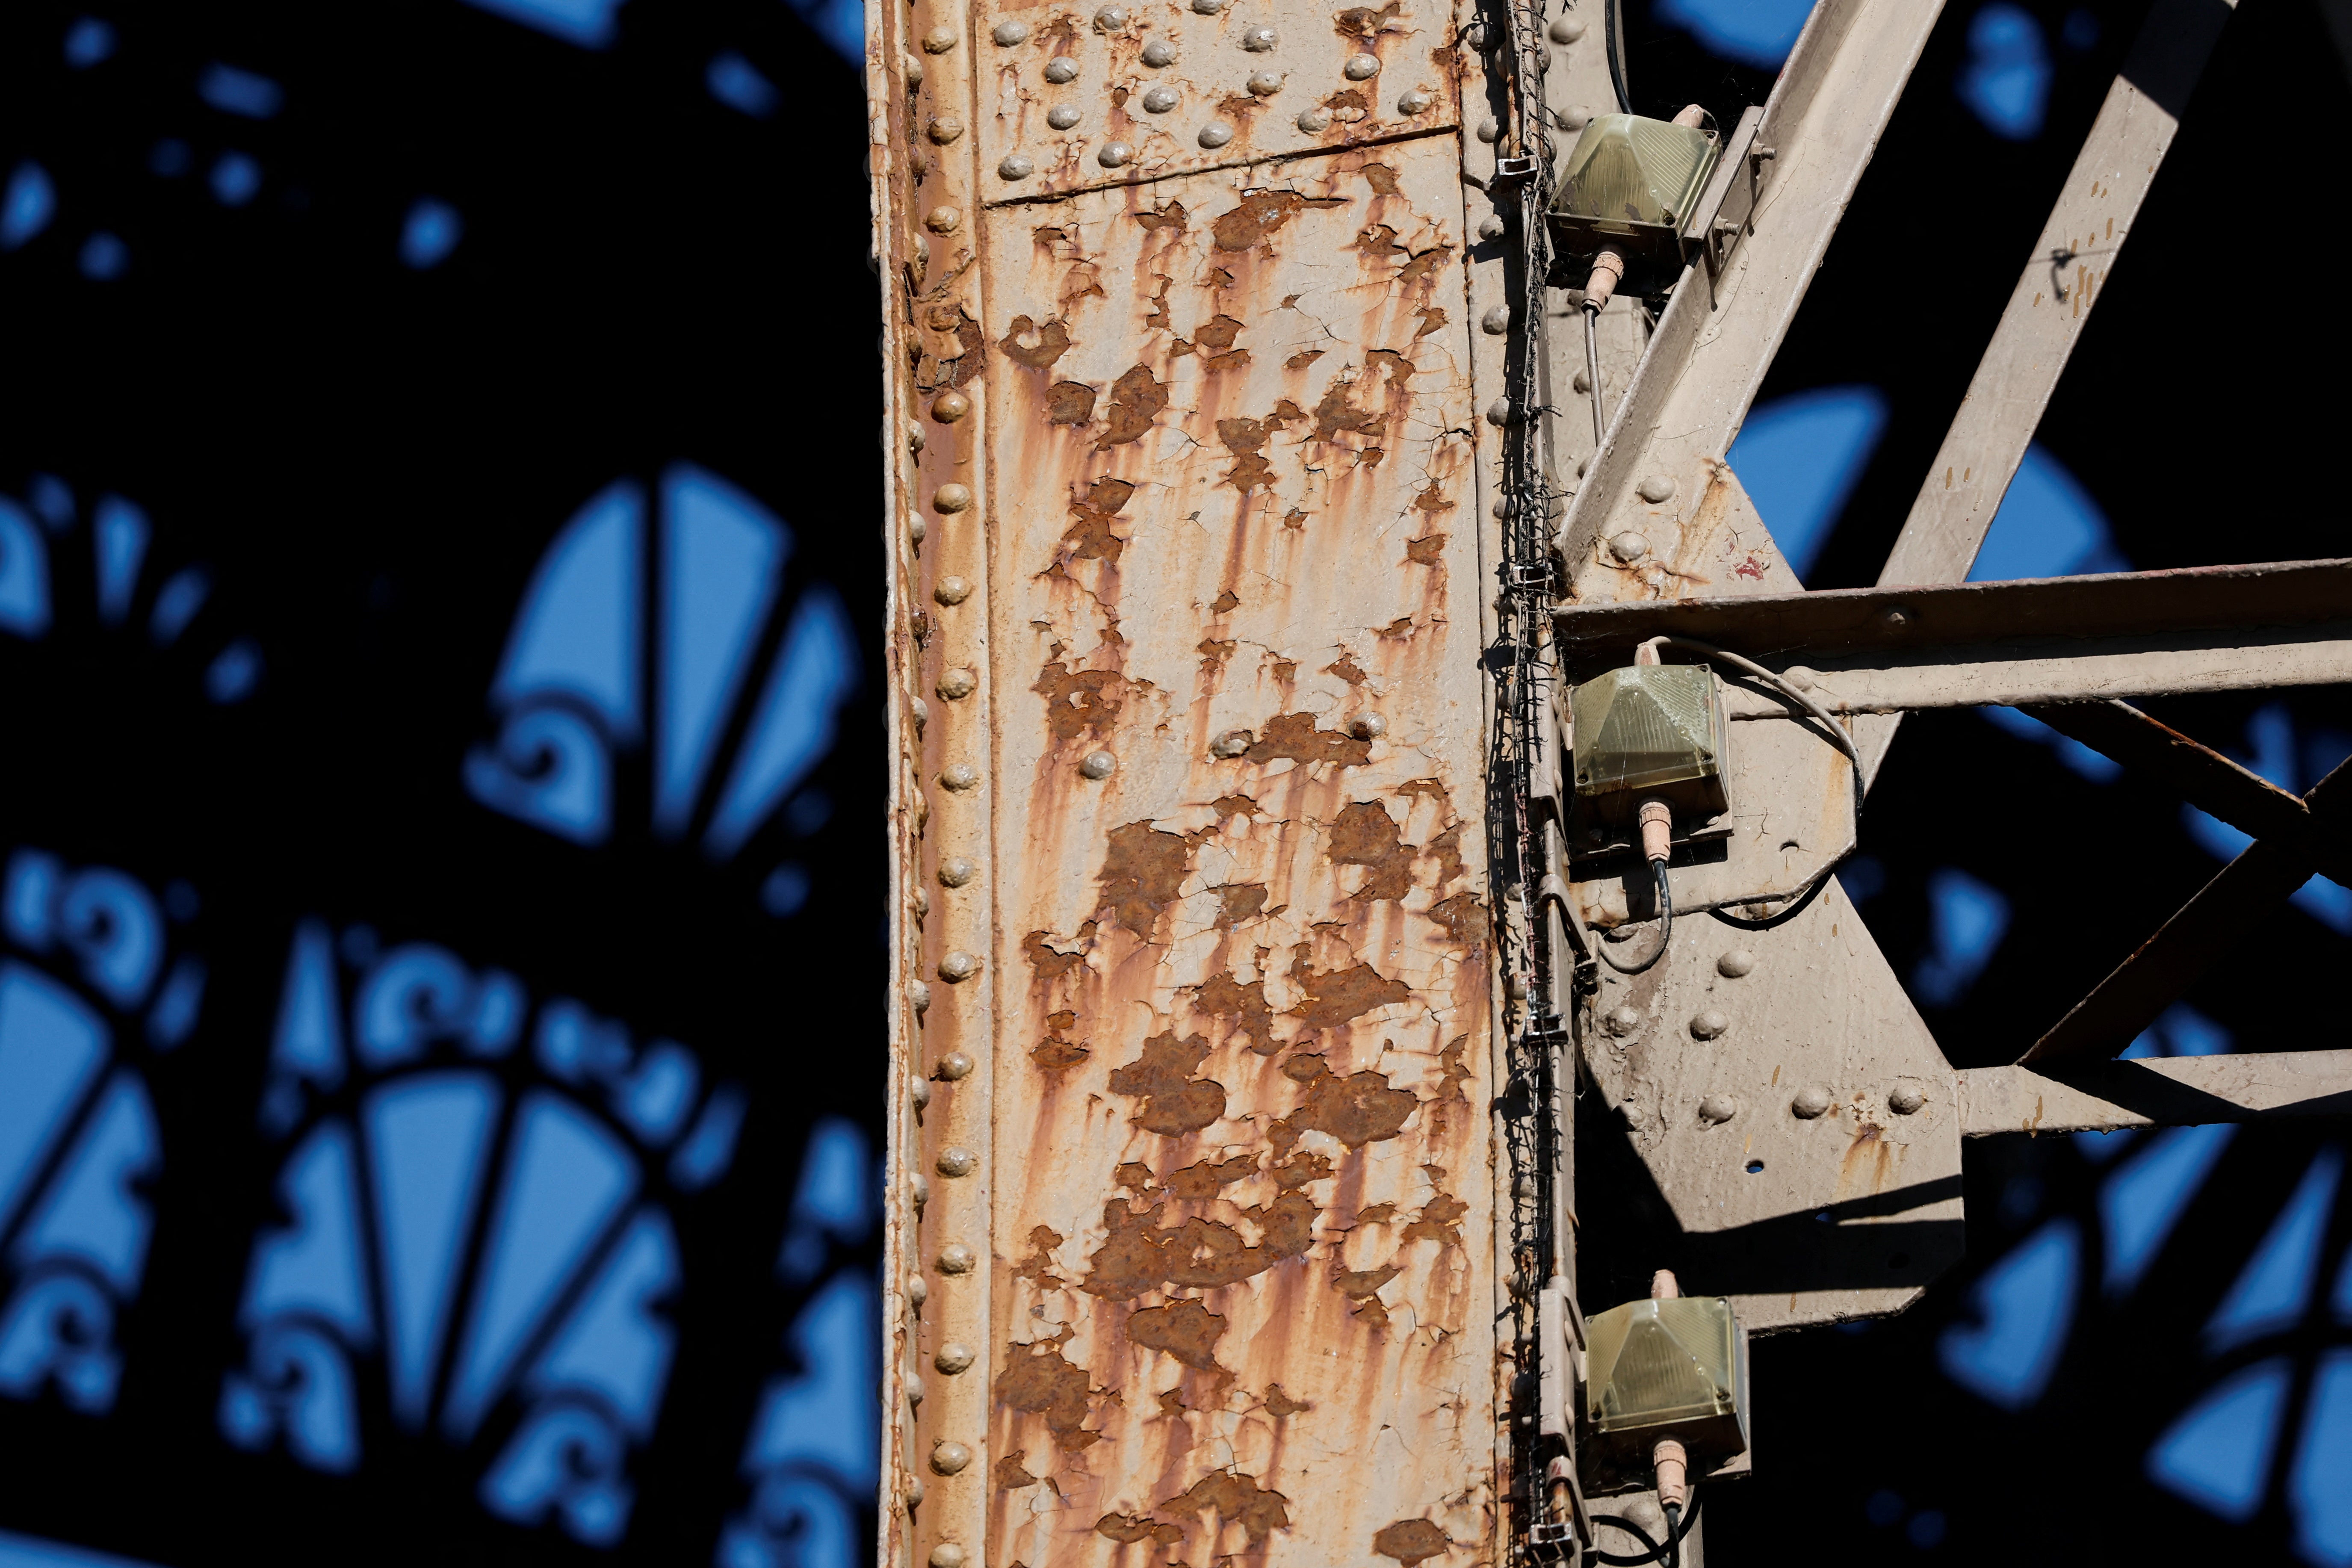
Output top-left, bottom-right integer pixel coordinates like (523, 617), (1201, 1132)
(1960, 1051), (2352, 1137)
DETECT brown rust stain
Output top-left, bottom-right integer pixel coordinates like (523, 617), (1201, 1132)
(1334, 0), (1405, 37)
(1284, 960), (1411, 1036)
(1080, 1188), (1318, 1298)
(1194, 968), (1276, 1054)
(1133, 201), (1189, 233)
(1165, 1153), (1259, 1196)
(1327, 799), (1415, 902)
(1211, 589), (1240, 613)
(1098, 822), (1199, 937)
(1024, 934), (1088, 980)
(1401, 1190), (1467, 1246)
(995, 1450), (1042, 1490)
(1212, 190), (1347, 253)
(1015, 1225), (1067, 1286)
(1360, 162), (1401, 195)
(1244, 713), (1370, 767)
(996, 1338), (1103, 1451)
(1097, 364), (1170, 448)
(1053, 474), (1135, 569)
(1160, 1470), (1292, 1547)
(1264, 1384), (1309, 1416)
(1034, 660), (1125, 745)
(1374, 1519), (1453, 1565)
(1001, 314), (1073, 371)
(1840, 1121), (1900, 1195)
(1216, 403), (1303, 492)
(1126, 1298), (1229, 1373)
(1272, 1053), (1417, 1148)
(1046, 381), (1098, 425)
(1214, 883), (1270, 928)
(1325, 651), (1367, 684)
(1106, 1031), (1227, 1135)
(1095, 1514), (1183, 1546)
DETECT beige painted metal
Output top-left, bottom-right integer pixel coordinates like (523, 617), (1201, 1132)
(1959, 1052), (2352, 1137)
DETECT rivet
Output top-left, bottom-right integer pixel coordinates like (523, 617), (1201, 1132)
(1142, 85), (1178, 112)
(1199, 122), (1234, 148)
(933, 483), (972, 513)
(1784, 666), (1817, 691)
(1485, 397), (1514, 427)
(1698, 1094), (1740, 1125)
(911, 1079), (932, 1110)
(922, 25), (960, 53)
(930, 1545), (967, 1568)
(912, 885), (929, 918)
(928, 390), (969, 423)
(1476, 117), (1498, 143)
(1349, 712), (1385, 740)
(998, 153), (1035, 180)
(1624, 1499), (1664, 1537)
(992, 18), (1029, 44)
(907, 1274), (929, 1305)
(1241, 24), (1278, 49)
(1637, 473), (1676, 504)
(1480, 304), (1510, 334)
(1608, 531), (1649, 564)
(925, 205), (963, 234)
(1094, 4), (1127, 28)
(938, 856), (978, 888)
(937, 668), (976, 700)
(1547, 15), (1586, 42)
(1043, 55), (1079, 82)
(1078, 750), (1118, 779)
(1791, 1084), (1832, 1119)
(1099, 140), (1134, 167)
(1192, 0), (1223, 12)
(1477, 214), (1505, 240)
(904, 1476), (925, 1510)
(910, 516), (927, 544)
(1245, 71), (1282, 96)
(939, 950), (980, 981)
(937, 1146), (978, 1179)
(931, 1441), (973, 1476)
(927, 115), (965, 143)
(910, 979), (932, 1012)
(1142, 39), (1175, 65)
(934, 1341), (975, 1373)
(1889, 1082), (1927, 1116)
(908, 1375), (926, 1406)
(1690, 1010), (1729, 1040)
(1603, 1005), (1640, 1036)
(939, 762), (978, 790)
(1396, 88), (1432, 115)
(938, 1050), (975, 1080)
(1460, 19), (1486, 46)
(935, 575), (973, 604)
(1717, 948), (1756, 978)
(1559, 103), (1592, 130)
(1344, 53), (1380, 80)
(905, 56), (925, 86)
(1880, 605), (1913, 630)
(1491, 496), (1511, 519)
(1047, 103), (1081, 129)
(1570, 368), (1591, 394)
(1297, 107), (1330, 133)
(936, 1243), (976, 1274)
(1211, 729), (1253, 758)
(909, 422), (926, 451)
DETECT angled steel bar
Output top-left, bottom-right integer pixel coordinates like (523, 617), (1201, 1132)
(2021, 756), (2352, 1066)
(1960, 1050), (2352, 1136)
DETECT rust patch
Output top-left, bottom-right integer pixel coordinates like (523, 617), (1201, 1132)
(996, 1339), (1103, 1451)
(1126, 1298), (1229, 1373)
(1034, 661), (1126, 745)
(1264, 1384), (1309, 1416)
(1097, 364), (1170, 448)
(1841, 1122), (1897, 1194)
(995, 1450), (1041, 1490)
(1033, 1037), (1091, 1070)
(1214, 883), (1270, 928)
(1402, 1191), (1467, 1246)
(1311, 376), (1387, 444)
(1195, 969), (1276, 1054)
(1211, 590), (1240, 613)
(1016, 1225), (1068, 1286)
(1398, 245), (1454, 284)
(1334, 0), (1405, 37)
(1134, 201), (1189, 233)
(1107, 1031), (1227, 1134)
(1210, 793), (1261, 818)
(1354, 1202), (1397, 1224)
(1025, 933), (1089, 980)
(1053, 474), (1136, 569)
(1001, 314), (1073, 371)
(1285, 960), (1411, 1036)
(1332, 1261), (1400, 1326)
(1096, 1515), (1183, 1546)
(1325, 652), (1367, 684)
(1099, 823), (1197, 938)
(1361, 163), (1401, 195)
(1244, 712), (1371, 767)
(1414, 306), (1448, 338)
(1285, 348), (1326, 371)
(1216, 403), (1303, 493)
(1328, 799), (1414, 902)
(1047, 381), (1099, 425)
(1166, 1153), (1260, 1196)
(1160, 1470), (1292, 1547)
(1374, 1519), (1453, 1565)
(1080, 1188), (1317, 1297)
(1273, 1054), (1417, 1151)
(1212, 190), (1347, 253)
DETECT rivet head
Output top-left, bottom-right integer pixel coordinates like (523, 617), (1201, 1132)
(1637, 473), (1677, 504)
(1889, 1081), (1927, 1116)
(905, 56), (925, 86)
(1191, 0), (1223, 13)
(939, 762), (978, 790)
(1485, 397), (1514, 427)
(1245, 70), (1282, 96)
(922, 25), (960, 52)
(912, 885), (930, 918)
(1476, 116), (1499, 143)
(1349, 712), (1385, 740)
(1477, 214), (1506, 240)
(1241, 24), (1277, 49)
(937, 1145), (977, 1177)
(1698, 1094), (1740, 1125)
(1571, 368), (1591, 394)
(1344, 53), (1380, 79)
(936, 1243), (976, 1274)
(909, 979), (932, 1012)
(929, 1545), (967, 1568)
(909, 515), (928, 543)
(1098, 140), (1134, 167)
(1198, 121), (1234, 148)
(1043, 55), (1079, 82)
(1211, 729), (1253, 758)
(1608, 531), (1650, 564)
(1559, 103), (1592, 130)
(911, 697), (929, 730)
(938, 950), (980, 981)
(925, 205), (963, 234)
(1078, 749), (1118, 779)
(1690, 1010), (1730, 1040)
(1791, 1084), (1833, 1119)
(1717, 948), (1756, 978)
(993, 18), (1029, 44)
(1603, 1005), (1641, 1037)
(911, 1080), (932, 1110)
(1094, 4), (1127, 28)
(999, 153), (1036, 180)
(938, 1050), (975, 1080)
(1142, 85), (1179, 112)
(1142, 39), (1175, 65)
(937, 668), (976, 700)
(1480, 304), (1510, 334)
(932, 483), (972, 513)
(934, 1341), (975, 1373)
(1047, 103), (1081, 129)
(907, 1274), (929, 1305)
(904, 1476), (925, 1511)
(1396, 88), (1433, 115)
(931, 1441), (973, 1475)
(1297, 107), (1330, 132)
(908, 422), (926, 451)
(1880, 605), (1913, 630)
(927, 115), (965, 143)
(938, 856), (978, 888)
(1547, 15), (1586, 41)
(934, 575), (973, 603)
(1784, 665), (1817, 691)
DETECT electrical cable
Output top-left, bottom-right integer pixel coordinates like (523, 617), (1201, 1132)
(1603, 0), (1631, 115)
(1599, 857), (1672, 975)
(1587, 1490), (1702, 1567)
(1583, 305), (1605, 446)
(1637, 634), (1864, 842)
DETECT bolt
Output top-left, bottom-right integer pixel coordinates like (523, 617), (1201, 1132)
(1143, 39), (1175, 65)
(931, 1441), (973, 1476)
(1791, 1085), (1832, 1119)
(1047, 103), (1081, 129)
(1241, 24), (1278, 49)
(1095, 3), (1128, 27)
(1486, 397), (1514, 427)
(1698, 1094), (1740, 1124)
(1476, 117), (1499, 143)
(911, 1079), (932, 1110)
(1043, 55), (1079, 82)
(1604, 1005), (1641, 1036)
(937, 1145), (977, 1177)
(924, 205), (962, 234)
(939, 762), (978, 790)
(1480, 304), (1510, 334)
(1198, 122), (1234, 148)
(1717, 948), (1756, 978)
(1350, 712), (1386, 741)
(922, 25), (959, 53)
(910, 979), (932, 1012)
(1246, 70), (1282, 95)
(1889, 1082), (1927, 1116)
(1297, 107), (1331, 132)
(998, 153), (1035, 180)
(1344, 53), (1381, 80)
(1211, 729), (1253, 758)
(907, 1274), (929, 1305)
(1099, 140), (1134, 166)
(1690, 1010), (1729, 1039)
(938, 1050), (975, 1080)
(1608, 531), (1649, 564)
(934, 575), (973, 604)
(936, 1243), (976, 1274)
(992, 18), (1028, 43)
(1078, 749), (1118, 779)
(937, 668), (977, 700)
(1514, 1175), (1537, 1200)
(938, 950), (980, 982)
(1548, 14), (1586, 41)
(930, 1545), (966, 1568)
(1477, 214), (1506, 240)
(1637, 473), (1677, 504)
(1397, 88), (1433, 115)
(935, 1341), (975, 1373)
(927, 115), (965, 143)
(1142, 85), (1178, 112)
(938, 856), (977, 888)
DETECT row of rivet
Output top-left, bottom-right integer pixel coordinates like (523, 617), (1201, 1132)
(997, 82), (1436, 174)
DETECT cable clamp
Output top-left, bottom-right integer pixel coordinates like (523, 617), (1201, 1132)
(1494, 154), (1542, 183)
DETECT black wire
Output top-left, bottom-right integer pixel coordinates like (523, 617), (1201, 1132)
(1603, 0), (1631, 114)
(1599, 856), (1672, 975)
(1588, 1491), (1702, 1566)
